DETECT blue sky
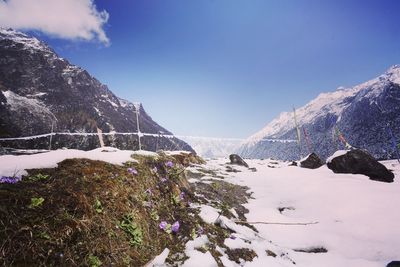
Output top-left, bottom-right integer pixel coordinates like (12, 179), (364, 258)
(12, 0), (400, 138)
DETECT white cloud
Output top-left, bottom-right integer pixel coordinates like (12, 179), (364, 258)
(0, 0), (110, 45)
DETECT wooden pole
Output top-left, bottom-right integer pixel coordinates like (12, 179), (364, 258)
(49, 121), (54, 151)
(293, 107), (302, 158)
(134, 103), (142, 150)
(234, 220), (319, 226)
(97, 127), (105, 148)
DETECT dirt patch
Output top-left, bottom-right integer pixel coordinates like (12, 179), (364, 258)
(294, 246), (328, 253)
(226, 248), (258, 263)
(191, 179), (252, 222)
(266, 249), (277, 257)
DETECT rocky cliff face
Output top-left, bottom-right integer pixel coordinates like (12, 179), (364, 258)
(0, 28), (193, 152)
(238, 65), (400, 161)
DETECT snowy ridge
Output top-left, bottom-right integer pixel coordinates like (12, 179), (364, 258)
(0, 147), (138, 177)
(243, 65), (400, 147)
(0, 28), (51, 53)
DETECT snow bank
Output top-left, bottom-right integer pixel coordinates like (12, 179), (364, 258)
(0, 147), (138, 177)
(183, 235), (217, 267)
(148, 248), (170, 266)
(199, 205), (220, 224)
(203, 158), (400, 267)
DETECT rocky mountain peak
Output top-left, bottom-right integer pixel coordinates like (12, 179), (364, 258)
(238, 65), (400, 161)
(0, 27), (53, 54)
(0, 29), (193, 153)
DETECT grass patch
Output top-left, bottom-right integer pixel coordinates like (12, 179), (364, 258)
(0, 152), (204, 266)
(28, 197), (45, 208)
(119, 213), (143, 247)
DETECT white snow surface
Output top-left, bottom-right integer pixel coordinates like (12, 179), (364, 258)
(243, 65), (400, 146)
(0, 147), (138, 177)
(196, 158), (400, 267)
(148, 248), (170, 267)
(182, 235), (217, 267)
(1, 151), (399, 266)
(198, 205), (220, 224)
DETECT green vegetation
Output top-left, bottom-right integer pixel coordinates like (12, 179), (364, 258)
(29, 197), (44, 208)
(94, 198), (103, 213)
(119, 213), (143, 247)
(87, 254), (102, 267)
(150, 210), (160, 221)
(26, 173), (49, 182)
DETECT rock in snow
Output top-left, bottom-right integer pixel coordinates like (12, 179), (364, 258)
(299, 153), (324, 169)
(229, 154), (249, 168)
(327, 149), (395, 183)
(387, 261), (400, 267)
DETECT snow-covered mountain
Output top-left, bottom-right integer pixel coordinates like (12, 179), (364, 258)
(0, 28), (193, 152)
(178, 136), (242, 158)
(238, 65), (400, 161)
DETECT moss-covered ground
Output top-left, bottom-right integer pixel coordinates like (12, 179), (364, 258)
(0, 152), (261, 266)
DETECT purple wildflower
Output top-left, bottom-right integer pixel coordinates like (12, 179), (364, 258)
(171, 221), (180, 233)
(160, 177), (168, 183)
(144, 188), (152, 195)
(127, 167), (138, 175)
(179, 191), (185, 200)
(165, 161), (174, 168)
(159, 221), (168, 231)
(0, 176), (21, 184)
(152, 167), (158, 173)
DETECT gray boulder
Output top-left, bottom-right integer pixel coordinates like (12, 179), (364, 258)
(300, 153), (324, 169)
(327, 149), (394, 183)
(387, 261), (400, 267)
(229, 154), (249, 168)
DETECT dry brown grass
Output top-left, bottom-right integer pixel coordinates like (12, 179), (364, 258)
(0, 152), (205, 266)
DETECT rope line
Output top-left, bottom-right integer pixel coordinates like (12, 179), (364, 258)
(0, 132), (296, 143)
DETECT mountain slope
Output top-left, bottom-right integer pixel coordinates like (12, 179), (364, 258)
(0, 28), (193, 152)
(238, 65), (400, 160)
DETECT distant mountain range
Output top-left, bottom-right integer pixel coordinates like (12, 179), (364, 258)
(178, 136), (242, 158)
(238, 65), (400, 161)
(0, 28), (193, 152)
